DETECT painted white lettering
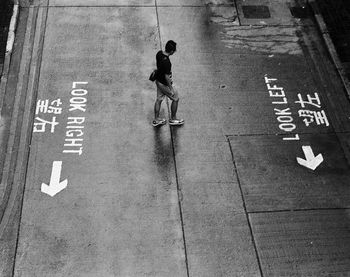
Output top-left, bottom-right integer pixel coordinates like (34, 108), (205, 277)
(264, 76), (277, 83)
(283, 134), (300, 141)
(279, 123), (296, 132)
(64, 138), (83, 147)
(277, 116), (293, 123)
(274, 108), (291, 116)
(269, 90), (285, 97)
(63, 148), (83, 155)
(69, 97), (87, 112)
(73, 81), (88, 88)
(67, 117), (85, 125)
(266, 76), (298, 139)
(71, 97), (87, 104)
(66, 125), (84, 129)
(64, 82), (88, 156)
(66, 129), (84, 137)
(267, 83), (283, 90)
(69, 103), (86, 112)
(272, 97), (288, 104)
(71, 89), (88, 96)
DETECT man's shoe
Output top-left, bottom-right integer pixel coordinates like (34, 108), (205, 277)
(152, 119), (166, 127)
(169, 118), (184, 126)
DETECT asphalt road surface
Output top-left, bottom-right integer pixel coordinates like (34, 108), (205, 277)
(0, 0), (350, 276)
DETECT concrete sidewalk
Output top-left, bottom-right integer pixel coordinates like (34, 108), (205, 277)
(0, 0), (349, 276)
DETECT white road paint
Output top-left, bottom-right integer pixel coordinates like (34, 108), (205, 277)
(265, 76), (298, 137)
(297, 146), (323, 170)
(63, 82), (88, 155)
(6, 4), (18, 53)
(41, 161), (68, 197)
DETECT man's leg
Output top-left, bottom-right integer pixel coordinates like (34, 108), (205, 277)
(154, 98), (163, 119)
(170, 87), (179, 119)
(155, 83), (166, 119)
(153, 83), (166, 127)
(156, 81), (183, 125)
(169, 87), (184, 125)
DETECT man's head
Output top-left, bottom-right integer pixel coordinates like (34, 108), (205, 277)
(165, 40), (177, 55)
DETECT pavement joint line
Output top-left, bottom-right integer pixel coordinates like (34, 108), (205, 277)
(155, 0), (162, 49)
(155, 1), (190, 276)
(42, 5), (237, 8)
(47, 5), (157, 8)
(169, 124), (190, 277)
(152, 4), (235, 7)
(239, 24), (298, 27)
(248, 207), (350, 214)
(233, 0), (241, 26)
(225, 130), (346, 138)
(227, 137), (264, 277)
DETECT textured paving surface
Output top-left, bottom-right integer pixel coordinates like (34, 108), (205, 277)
(0, 1), (350, 276)
(250, 210), (350, 276)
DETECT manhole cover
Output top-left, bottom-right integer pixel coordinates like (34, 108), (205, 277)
(242, 5), (271, 19)
(290, 6), (310, 18)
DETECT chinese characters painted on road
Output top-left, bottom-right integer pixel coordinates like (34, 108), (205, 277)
(33, 81), (88, 156)
(296, 93), (329, 127)
(264, 75), (329, 141)
(34, 98), (63, 133)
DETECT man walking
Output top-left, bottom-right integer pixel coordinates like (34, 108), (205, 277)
(152, 40), (184, 127)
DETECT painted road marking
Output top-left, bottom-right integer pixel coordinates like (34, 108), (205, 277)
(297, 146), (324, 170)
(34, 82), (88, 194)
(264, 75), (298, 139)
(41, 161), (68, 197)
(265, 75), (327, 170)
(63, 81), (88, 156)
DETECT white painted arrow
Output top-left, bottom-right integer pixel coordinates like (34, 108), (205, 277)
(41, 161), (68, 197)
(297, 146), (323, 170)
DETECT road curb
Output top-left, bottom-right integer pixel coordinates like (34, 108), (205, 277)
(307, 0), (350, 101)
(0, 1), (49, 246)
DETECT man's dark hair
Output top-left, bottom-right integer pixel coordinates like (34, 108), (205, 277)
(165, 40), (177, 53)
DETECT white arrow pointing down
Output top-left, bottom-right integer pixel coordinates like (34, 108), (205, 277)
(41, 161), (68, 197)
(297, 146), (323, 170)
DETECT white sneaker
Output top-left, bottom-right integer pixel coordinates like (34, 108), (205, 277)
(169, 119), (184, 126)
(152, 119), (166, 127)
